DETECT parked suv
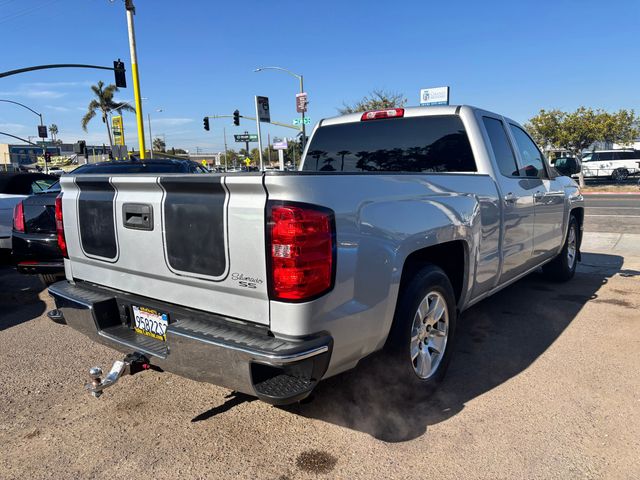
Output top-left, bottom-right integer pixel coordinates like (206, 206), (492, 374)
(580, 150), (640, 181)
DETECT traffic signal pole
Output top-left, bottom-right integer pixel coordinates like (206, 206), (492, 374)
(125, 0), (146, 159)
(254, 96), (264, 171)
(299, 74), (306, 152)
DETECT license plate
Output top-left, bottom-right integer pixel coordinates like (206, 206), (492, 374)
(132, 305), (168, 341)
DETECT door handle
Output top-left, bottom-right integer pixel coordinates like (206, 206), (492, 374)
(533, 191), (544, 200)
(123, 203), (153, 231)
(504, 192), (518, 204)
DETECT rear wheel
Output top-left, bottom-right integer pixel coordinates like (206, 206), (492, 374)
(383, 265), (457, 395)
(542, 215), (579, 281)
(612, 168), (629, 183)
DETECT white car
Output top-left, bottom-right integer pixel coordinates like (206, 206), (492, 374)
(580, 150), (640, 181)
(0, 173), (57, 250)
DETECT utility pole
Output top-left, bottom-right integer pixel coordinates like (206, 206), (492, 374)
(147, 112), (153, 159)
(267, 133), (272, 165)
(223, 127), (229, 172)
(244, 131), (249, 155)
(124, 0), (146, 159)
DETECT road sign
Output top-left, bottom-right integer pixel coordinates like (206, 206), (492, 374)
(420, 86), (450, 106)
(234, 134), (258, 142)
(272, 137), (288, 150)
(296, 92), (308, 113)
(112, 115), (125, 145)
(256, 96), (270, 123)
(201, 160), (208, 167)
(293, 118), (311, 126)
(37, 125), (47, 138)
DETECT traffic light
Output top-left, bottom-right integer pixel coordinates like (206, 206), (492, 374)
(73, 140), (86, 155)
(233, 110), (240, 126)
(203, 116), (210, 131)
(44, 151), (51, 163)
(113, 59), (127, 88)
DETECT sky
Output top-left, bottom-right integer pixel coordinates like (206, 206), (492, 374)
(0, 0), (638, 153)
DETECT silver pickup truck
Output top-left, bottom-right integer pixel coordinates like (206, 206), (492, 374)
(48, 105), (583, 405)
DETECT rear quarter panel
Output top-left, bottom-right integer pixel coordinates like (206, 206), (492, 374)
(265, 173), (500, 376)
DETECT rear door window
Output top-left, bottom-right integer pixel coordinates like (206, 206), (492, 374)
(302, 115), (476, 172)
(483, 117), (519, 177)
(508, 125), (548, 178)
(598, 152), (614, 161)
(618, 151), (639, 160)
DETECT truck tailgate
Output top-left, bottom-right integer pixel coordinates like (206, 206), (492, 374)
(59, 174), (270, 325)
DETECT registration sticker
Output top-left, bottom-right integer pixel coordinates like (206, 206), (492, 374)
(132, 305), (169, 341)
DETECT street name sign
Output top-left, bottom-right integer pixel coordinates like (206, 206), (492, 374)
(234, 134), (258, 142)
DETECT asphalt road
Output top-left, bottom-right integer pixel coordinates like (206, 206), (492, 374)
(1, 203), (639, 479)
(584, 193), (640, 233)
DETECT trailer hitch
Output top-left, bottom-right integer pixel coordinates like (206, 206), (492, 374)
(85, 353), (152, 398)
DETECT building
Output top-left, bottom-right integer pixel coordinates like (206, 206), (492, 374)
(0, 143), (61, 171)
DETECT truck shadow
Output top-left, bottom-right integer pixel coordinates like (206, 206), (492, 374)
(0, 265), (47, 331)
(282, 252), (625, 442)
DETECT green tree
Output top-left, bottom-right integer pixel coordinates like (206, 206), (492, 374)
(81, 81), (134, 148)
(597, 109), (639, 147)
(223, 149), (239, 167)
(524, 109), (565, 152)
(249, 148), (260, 165)
(526, 107), (639, 186)
(152, 137), (166, 152)
(338, 89), (407, 115)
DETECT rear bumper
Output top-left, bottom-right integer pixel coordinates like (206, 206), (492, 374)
(48, 281), (332, 405)
(12, 231), (64, 275)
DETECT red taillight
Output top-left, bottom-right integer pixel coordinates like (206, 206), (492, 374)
(55, 193), (68, 258)
(13, 201), (25, 233)
(361, 108), (405, 121)
(269, 203), (334, 301)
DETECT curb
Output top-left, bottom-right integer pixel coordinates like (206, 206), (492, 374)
(582, 191), (640, 196)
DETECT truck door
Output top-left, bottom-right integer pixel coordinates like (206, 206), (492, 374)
(481, 116), (535, 283)
(508, 124), (565, 260)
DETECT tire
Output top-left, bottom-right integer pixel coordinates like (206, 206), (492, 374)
(612, 168), (629, 183)
(382, 265), (457, 396)
(39, 273), (59, 286)
(542, 215), (579, 282)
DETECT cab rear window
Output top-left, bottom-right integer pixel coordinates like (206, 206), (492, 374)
(302, 115), (476, 173)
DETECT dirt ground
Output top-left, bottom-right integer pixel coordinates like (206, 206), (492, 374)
(1, 246), (639, 479)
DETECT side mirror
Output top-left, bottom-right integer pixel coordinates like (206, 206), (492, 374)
(555, 158), (580, 176)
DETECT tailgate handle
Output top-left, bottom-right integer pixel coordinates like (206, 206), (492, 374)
(123, 203), (153, 231)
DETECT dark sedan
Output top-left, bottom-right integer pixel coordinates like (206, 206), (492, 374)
(12, 158), (208, 284)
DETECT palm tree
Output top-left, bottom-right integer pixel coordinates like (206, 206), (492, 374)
(152, 137), (166, 152)
(337, 150), (351, 171)
(49, 124), (59, 143)
(81, 81), (134, 148)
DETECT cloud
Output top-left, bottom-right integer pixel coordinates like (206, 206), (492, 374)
(0, 122), (28, 132)
(44, 105), (71, 112)
(24, 81), (93, 88)
(151, 118), (194, 127)
(0, 88), (66, 99)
